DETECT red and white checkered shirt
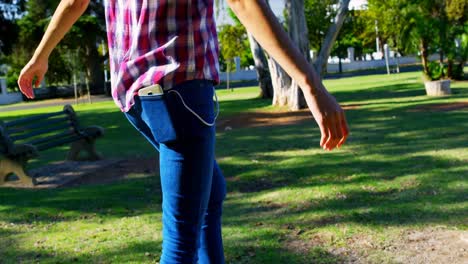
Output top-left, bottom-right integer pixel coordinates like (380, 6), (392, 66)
(104, 0), (220, 112)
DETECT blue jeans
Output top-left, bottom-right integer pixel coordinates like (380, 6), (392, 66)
(124, 80), (226, 264)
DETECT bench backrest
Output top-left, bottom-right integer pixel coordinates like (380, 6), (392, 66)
(0, 105), (82, 152)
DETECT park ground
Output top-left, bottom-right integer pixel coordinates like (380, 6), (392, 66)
(0, 71), (467, 263)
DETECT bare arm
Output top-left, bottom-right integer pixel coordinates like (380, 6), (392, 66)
(18, 0), (90, 99)
(227, 0), (349, 150)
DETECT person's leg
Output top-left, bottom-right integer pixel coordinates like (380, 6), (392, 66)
(125, 80), (225, 263)
(198, 160), (227, 264)
(158, 134), (215, 263)
(144, 80), (221, 263)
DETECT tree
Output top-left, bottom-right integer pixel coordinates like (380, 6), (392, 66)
(0, 14), (18, 57)
(218, 23), (246, 89)
(367, 0), (416, 57)
(314, 0), (351, 76)
(64, 14), (106, 93)
(306, 0), (372, 69)
(218, 0), (350, 109)
(0, 0), (26, 60)
(2, 0), (106, 92)
(227, 8), (273, 98)
(364, 0), (467, 80)
(445, 0), (468, 79)
(248, 33), (274, 98)
(305, 0), (336, 53)
(268, 0), (350, 110)
(274, 0), (309, 110)
(329, 9), (371, 72)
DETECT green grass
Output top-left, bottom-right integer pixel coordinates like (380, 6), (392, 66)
(0, 72), (467, 263)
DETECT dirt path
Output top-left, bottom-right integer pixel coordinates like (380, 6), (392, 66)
(409, 102), (468, 112)
(386, 228), (468, 264)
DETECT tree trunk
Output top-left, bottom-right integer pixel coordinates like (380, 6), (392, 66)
(315, 0), (351, 77)
(264, 0), (291, 107)
(284, 0), (309, 110)
(264, 0), (349, 110)
(226, 62), (230, 91)
(446, 59), (453, 79)
(438, 2), (447, 67)
(247, 33), (273, 98)
(267, 0), (309, 110)
(420, 38), (430, 78)
(85, 44), (104, 94)
(338, 58), (343, 73)
(269, 57), (292, 106)
(395, 48), (400, 73)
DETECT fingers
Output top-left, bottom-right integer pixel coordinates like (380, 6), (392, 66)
(17, 65), (39, 99)
(322, 111), (348, 151)
(319, 120), (328, 149)
(325, 115), (343, 150)
(18, 74), (34, 99)
(337, 112), (349, 148)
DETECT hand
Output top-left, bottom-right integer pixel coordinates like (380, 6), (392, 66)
(17, 57), (48, 99)
(307, 85), (349, 151)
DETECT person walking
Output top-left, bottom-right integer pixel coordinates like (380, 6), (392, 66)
(18, 0), (349, 263)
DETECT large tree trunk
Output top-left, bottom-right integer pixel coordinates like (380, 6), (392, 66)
(285, 0), (309, 110)
(248, 33), (273, 98)
(265, 0), (349, 110)
(269, 0), (309, 110)
(269, 58), (292, 106)
(314, 0), (351, 76)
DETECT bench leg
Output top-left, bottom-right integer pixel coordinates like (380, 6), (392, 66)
(68, 138), (102, 161)
(0, 158), (35, 186)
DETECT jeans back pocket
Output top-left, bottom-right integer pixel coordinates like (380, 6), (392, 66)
(139, 94), (179, 143)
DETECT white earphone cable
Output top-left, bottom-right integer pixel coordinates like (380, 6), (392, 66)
(168, 87), (219, 127)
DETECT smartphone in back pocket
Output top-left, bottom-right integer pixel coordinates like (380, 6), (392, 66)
(138, 84), (164, 97)
(138, 84), (178, 143)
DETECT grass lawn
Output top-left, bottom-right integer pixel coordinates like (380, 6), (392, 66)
(0, 72), (467, 263)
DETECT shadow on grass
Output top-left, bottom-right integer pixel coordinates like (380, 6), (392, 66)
(0, 240), (163, 263)
(1, 107), (157, 169)
(219, 96), (272, 118)
(333, 81), (467, 105)
(223, 229), (343, 264)
(216, 103), (467, 228)
(1, 99), (464, 225)
(0, 231), (342, 264)
(0, 176), (162, 224)
(0, 76), (466, 263)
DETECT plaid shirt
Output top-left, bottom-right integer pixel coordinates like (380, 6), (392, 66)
(104, 0), (220, 112)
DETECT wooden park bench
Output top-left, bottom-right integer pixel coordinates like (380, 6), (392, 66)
(0, 105), (104, 186)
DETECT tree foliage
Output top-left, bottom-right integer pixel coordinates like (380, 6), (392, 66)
(1, 0), (106, 92)
(217, 23), (248, 71)
(217, 9), (254, 71)
(366, 0), (417, 55)
(304, 0), (336, 52)
(225, 8), (254, 68)
(365, 0), (467, 80)
(332, 10), (373, 61)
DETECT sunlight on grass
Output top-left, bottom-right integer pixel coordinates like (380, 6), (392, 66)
(0, 71), (467, 263)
